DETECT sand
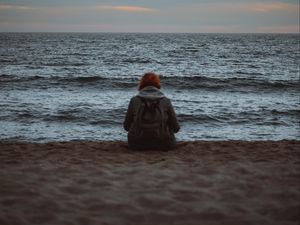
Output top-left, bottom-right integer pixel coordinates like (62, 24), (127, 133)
(0, 140), (299, 225)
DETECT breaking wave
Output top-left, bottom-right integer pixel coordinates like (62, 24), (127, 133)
(1, 74), (299, 92)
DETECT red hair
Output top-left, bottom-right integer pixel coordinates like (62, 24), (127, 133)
(138, 72), (161, 90)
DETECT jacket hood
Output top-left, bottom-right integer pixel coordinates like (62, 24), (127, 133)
(137, 86), (165, 99)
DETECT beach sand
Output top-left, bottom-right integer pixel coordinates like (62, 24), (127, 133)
(0, 140), (299, 225)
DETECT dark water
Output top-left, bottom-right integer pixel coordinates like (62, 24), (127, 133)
(0, 33), (299, 141)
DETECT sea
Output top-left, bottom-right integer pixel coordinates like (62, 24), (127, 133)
(0, 33), (299, 142)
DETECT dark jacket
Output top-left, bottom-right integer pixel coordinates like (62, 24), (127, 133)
(124, 86), (180, 150)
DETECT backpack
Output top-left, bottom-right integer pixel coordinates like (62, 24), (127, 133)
(133, 97), (169, 140)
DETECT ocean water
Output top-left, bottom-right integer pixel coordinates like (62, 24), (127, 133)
(0, 33), (299, 142)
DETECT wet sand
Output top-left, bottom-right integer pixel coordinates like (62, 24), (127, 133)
(0, 140), (299, 225)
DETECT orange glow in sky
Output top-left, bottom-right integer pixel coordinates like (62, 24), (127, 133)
(0, 1), (298, 33)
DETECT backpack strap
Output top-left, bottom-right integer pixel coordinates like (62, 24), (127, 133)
(157, 99), (165, 130)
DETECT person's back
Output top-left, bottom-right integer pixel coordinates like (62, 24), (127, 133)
(123, 73), (180, 150)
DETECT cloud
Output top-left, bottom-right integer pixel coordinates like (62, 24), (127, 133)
(160, 2), (298, 27)
(172, 2), (298, 14)
(95, 5), (157, 13)
(244, 3), (298, 13)
(0, 4), (33, 10)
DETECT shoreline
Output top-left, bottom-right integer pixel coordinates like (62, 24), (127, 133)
(1, 139), (299, 147)
(1, 140), (299, 225)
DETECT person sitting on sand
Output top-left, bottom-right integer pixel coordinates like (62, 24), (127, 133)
(124, 72), (180, 150)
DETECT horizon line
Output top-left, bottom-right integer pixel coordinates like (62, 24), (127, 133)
(0, 31), (298, 34)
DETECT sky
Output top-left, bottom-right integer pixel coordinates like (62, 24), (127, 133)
(0, 0), (299, 33)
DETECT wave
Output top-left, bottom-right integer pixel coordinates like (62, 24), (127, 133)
(1, 106), (125, 125)
(61, 76), (105, 83)
(0, 74), (299, 92)
(162, 76), (300, 92)
(179, 108), (300, 126)
(2, 104), (298, 128)
(177, 113), (222, 124)
(121, 58), (153, 64)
